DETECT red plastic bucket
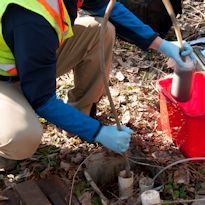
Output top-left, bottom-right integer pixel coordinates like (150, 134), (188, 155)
(157, 72), (205, 157)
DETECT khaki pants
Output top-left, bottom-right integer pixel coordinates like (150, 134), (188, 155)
(0, 17), (115, 160)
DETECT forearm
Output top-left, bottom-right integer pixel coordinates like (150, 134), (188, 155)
(2, 5), (101, 143)
(36, 94), (101, 142)
(85, 1), (158, 49)
(149, 36), (163, 50)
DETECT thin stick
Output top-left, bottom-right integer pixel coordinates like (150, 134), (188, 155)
(153, 157), (205, 181)
(67, 152), (95, 205)
(162, 0), (183, 50)
(150, 66), (167, 76)
(128, 158), (163, 169)
(0, 195), (8, 201)
(99, 0), (131, 178)
(162, 197), (205, 204)
(186, 4), (205, 19)
(84, 170), (109, 205)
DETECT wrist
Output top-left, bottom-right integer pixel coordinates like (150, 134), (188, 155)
(149, 36), (163, 50)
(93, 123), (104, 142)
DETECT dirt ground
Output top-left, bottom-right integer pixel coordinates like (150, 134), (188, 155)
(1, 1), (205, 205)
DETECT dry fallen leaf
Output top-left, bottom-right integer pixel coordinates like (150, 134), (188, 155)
(115, 71), (125, 81)
(174, 166), (190, 185)
(122, 110), (131, 124)
(60, 161), (70, 172)
(71, 153), (83, 164)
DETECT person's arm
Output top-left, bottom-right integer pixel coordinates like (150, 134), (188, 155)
(84, 1), (195, 67)
(2, 4), (133, 153)
(2, 4), (101, 142)
(83, 1), (158, 50)
(149, 36), (163, 50)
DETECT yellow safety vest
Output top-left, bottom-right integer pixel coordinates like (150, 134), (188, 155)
(0, 0), (73, 76)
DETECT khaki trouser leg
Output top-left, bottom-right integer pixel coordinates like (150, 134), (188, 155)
(57, 16), (115, 115)
(0, 82), (42, 160)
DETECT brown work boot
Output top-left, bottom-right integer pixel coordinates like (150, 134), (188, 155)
(0, 157), (17, 171)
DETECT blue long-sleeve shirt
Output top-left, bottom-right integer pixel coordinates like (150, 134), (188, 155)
(2, 4), (101, 142)
(1, 1), (158, 142)
(83, 1), (158, 50)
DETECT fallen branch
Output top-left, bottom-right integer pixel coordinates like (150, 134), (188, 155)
(84, 169), (109, 205)
(0, 195), (9, 201)
(128, 158), (163, 169)
(186, 4), (205, 19)
(67, 151), (96, 205)
(162, 197), (205, 204)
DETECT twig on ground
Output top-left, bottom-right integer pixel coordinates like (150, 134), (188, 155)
(185, 12), (203, 21)
(150, 81), (159, 94)
(106, 191), (125, 205)
(162, 197), (205, 204)
(0, 195), (8, 201)
(67, 151), (96, 205)
(153, 157), (205, 181)
(84, 169), (109, 205)
(186, 4), (205, 19)
(150, 66), (167, 76)
(128, 158), (163, 169)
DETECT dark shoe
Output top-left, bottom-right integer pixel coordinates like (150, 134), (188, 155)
(0, 157), (17, 171)
(90, 103), (97, 118)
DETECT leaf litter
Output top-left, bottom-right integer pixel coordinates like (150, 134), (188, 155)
(1, 1), (205, 204)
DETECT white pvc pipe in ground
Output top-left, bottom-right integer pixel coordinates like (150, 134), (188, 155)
(118, 170), (134, 199)
(141, 190), (161, 205)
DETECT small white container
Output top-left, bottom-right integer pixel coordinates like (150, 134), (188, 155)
(141, 190), (161, 205)
(118, 170), (134, 199)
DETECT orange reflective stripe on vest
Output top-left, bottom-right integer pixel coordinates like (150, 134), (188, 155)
(7, 68), (17, 75)
(58, 0), (66, 31)
(37, 0), (62, 29)
(0, 0), (71, 76)
(37, 0), (67, 43)
(0, 64), (17, 76)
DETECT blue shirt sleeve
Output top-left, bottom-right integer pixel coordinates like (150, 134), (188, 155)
(85, 1), (158, 50)
(36, 94), (101, 142)
(2, 4), (101, 142)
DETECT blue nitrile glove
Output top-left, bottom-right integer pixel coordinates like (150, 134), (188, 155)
(95, 125), (133, 153)
(159, 40), (196, 67)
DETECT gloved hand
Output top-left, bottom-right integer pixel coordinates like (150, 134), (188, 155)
(159, 40), (196, 67)
(95, 125), (133, 153)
